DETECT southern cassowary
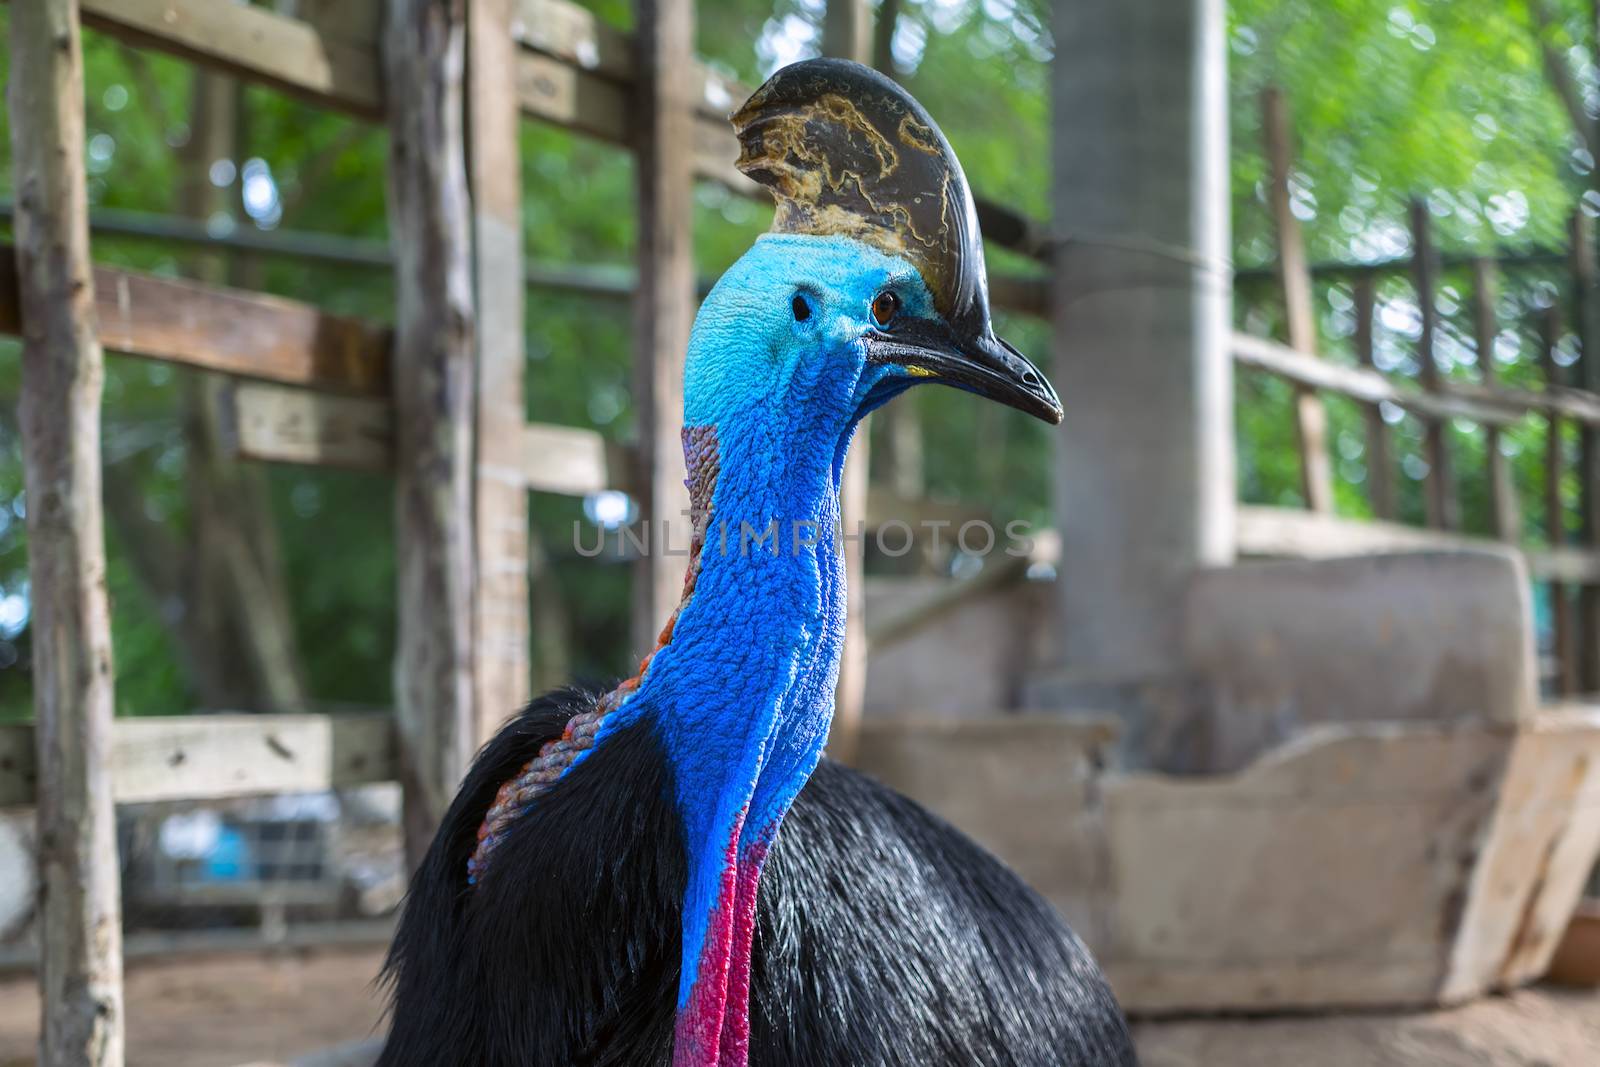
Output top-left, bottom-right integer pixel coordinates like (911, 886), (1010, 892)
(377, 58), (1137, 1067)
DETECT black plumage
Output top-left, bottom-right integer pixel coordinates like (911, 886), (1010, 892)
(376, 688), (1138, 1066)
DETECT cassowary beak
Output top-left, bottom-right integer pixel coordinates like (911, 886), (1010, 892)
(864, 318), (1063, 425)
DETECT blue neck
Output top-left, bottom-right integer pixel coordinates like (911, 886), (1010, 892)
(599, 350), (864, 1018)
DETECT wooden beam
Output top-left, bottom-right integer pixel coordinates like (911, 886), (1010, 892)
(1262, 87), (1334, 514)
(80, 0), (382, 118)
(521, 422), (629, 496)
(468, 0), (534, 742)
(515, 49), (630, 143)
(1442, 377), (1600, 426)
(1474, 257), (1520, 542)
(630, 0), (696, 653)
(8, 0), (126, 1061)
(1542, 305), (1579, 695)
(0, 246), (392, 394)
(1411, 200), (1460, 531)
(223, 382), (391, 471)
(221, 381), (630, 498)
(224, 388), (624, 489)
(1232, 332), (1526, 427)
(511, 0), (634, 82)
(0, 712), (397, 808)
(384, 0), (480, 865)
(1352, 276), (1396, 519)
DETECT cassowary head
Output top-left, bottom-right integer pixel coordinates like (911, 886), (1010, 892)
(685, 58), (1061, 434)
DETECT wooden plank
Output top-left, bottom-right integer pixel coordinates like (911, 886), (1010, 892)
(80, 0), (381, 117)
(1232, 332), (1525, 427)
(1445, 377), (1600, 426)
(522, 422), (629, 495)
(224, 382), (391, 471)
(1262, 87), (1334, 514)
(468, 0), (534, 745)
(1474, 258), (1520, 542)
(385, 0), (481, 865)
(515, 50), (629, 143)
(0, 246), (392, 395)
(8, 1), (126, 1061)
(630, 0), (696, 653)
(1411, 200), (1460, 530)
(1352, 276), (1397, 519)
(512, 0), (633, 82)
(1572, 211), (1600, 691)
(222, 378), (629, 498)
(1541, 305), (1579, 694)
(0, 712), (396, 808)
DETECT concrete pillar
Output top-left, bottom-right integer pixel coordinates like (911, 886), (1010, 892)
(1045, 0), (1234, 723)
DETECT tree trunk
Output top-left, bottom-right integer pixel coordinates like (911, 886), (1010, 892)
(465, 0), (532, 741)
(631, 0), (696, 654)
(385, 0), (480, 865)
(9, 0), (126, 1062)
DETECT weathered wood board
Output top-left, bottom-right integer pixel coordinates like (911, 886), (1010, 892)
(0, 713), (398, 809)
(0, 247), (392, 395)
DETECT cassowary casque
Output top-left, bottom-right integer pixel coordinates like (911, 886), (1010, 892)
(377, 58), (1137, 1067)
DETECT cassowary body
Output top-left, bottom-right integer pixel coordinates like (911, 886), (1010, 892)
(379, 690), (1134, 1066)
(378, 59), (1136, 1067)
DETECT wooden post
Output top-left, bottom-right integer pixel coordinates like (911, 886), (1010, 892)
(466, 0), (532, 736)
(384, 0), (479, 863)
(8, 0), (126, 1063)
(1352, 276), (1397, 519)
(1473, 257), (1520, 542)
(824, 0), (873, 763)
(632, 0), (695, 653)
(1410, 199), (1460, 531)
(1262, 87), (1334, 513)
(1571, 210), (1600, 690)
(873, 0), (902, 75)
(1541, 305), (1578, 695)
(824, 0), (871, 64)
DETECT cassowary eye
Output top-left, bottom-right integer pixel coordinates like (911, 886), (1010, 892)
(792, 293), (812, 322)
(871, 290), (900, 327)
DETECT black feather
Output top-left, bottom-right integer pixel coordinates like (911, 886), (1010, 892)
(377, 691), (1137, 1066)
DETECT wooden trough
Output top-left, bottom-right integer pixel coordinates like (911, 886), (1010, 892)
(859, 548), (1600, 1014)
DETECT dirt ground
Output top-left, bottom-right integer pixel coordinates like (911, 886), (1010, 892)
(0, 947), (389, 1067)
(3, 946), (1600, 1066)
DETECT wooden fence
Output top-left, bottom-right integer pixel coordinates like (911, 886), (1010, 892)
(3, 1), (1599, 1064)
(1233, 88), (1600, 695)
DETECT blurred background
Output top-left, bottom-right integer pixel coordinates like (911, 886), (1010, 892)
(4, 0), (1600, 1064)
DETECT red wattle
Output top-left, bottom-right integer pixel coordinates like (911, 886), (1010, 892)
(673, 821), (771, 1067)
(716, 840), (770, 1066)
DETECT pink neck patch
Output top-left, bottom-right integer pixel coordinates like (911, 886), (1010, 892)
(673, 823), (771, 1067)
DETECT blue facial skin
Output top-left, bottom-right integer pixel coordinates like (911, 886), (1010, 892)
(592, 232), (941, 1010)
